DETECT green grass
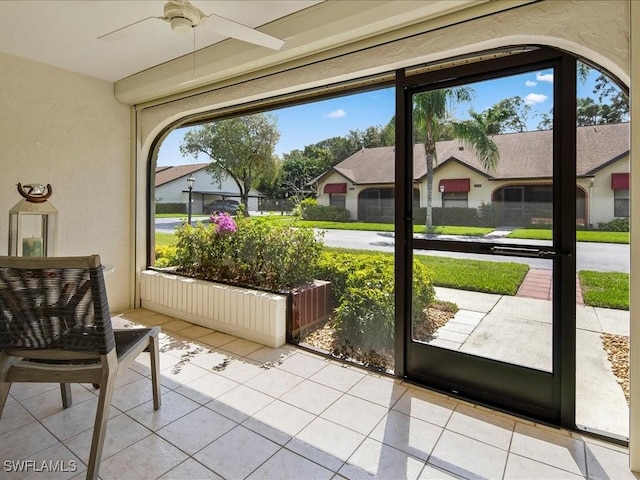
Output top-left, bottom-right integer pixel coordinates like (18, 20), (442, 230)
(155, 232), (178, 247)
(324, 247), (528, 295)
(508, 229), (629, 244)
(578, 270), (629, 310)
(247, 216), (492, 236)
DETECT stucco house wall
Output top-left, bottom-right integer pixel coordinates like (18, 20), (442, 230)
(316, 172), (354, 216)
(0, 51), (131, 311)
(427, 161), (490, 209)
(589, 155), (630, 227)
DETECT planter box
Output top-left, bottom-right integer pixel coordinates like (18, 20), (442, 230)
(139, 270), (332, 348)
(291, 280), (332, 334)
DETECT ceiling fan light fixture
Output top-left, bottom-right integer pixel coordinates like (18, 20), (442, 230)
(170, 17), (193, 33)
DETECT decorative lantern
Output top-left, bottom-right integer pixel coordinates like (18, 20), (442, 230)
(8, 183), (58, 257)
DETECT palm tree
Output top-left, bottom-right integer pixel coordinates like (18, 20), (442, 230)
(414, 87), (499, 229)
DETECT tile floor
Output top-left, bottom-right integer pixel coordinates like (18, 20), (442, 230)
(0, 309), (637, 480)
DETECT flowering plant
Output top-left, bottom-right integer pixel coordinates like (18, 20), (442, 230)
(210, 213), (237, 236)
(173, 216), (322, 291)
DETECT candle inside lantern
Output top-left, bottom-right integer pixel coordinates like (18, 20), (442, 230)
(23, 237), (43, 257)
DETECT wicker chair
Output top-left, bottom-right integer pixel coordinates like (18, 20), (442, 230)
(0, 255), (161, 480)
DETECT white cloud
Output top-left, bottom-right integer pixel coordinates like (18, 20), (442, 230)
(524, 93), (549, 105)
(325, 109), (346, 119)
(536, 72), (554, 83)
(525, 80), (537, 87)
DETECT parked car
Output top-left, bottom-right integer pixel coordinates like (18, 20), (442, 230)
(204, 199), (240, 214)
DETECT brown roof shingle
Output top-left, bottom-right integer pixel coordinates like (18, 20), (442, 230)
(155, 163), (208, 187)
(331, 123), (629, 184)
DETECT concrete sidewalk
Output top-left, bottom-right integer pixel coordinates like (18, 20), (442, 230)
(433, 286), (629, 439)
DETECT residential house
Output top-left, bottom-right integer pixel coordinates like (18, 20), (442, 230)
(155, 163), (261, 213)
(317, 123), (629, 227)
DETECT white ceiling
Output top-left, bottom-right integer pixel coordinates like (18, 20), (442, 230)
(0, 0), (532, 104)
(0, 0), (321, 82)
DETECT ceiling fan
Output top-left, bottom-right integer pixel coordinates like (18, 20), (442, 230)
(98, 0), (284, 50)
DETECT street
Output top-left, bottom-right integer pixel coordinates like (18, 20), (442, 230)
(155, 218), (629, 273)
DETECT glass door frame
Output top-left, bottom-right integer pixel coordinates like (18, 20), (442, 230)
(393, 48), (578, 427)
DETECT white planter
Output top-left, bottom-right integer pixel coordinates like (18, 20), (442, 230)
(140, 270), (287, 348)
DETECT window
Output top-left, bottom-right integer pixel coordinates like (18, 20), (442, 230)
(330, 194), (346, 209)
(443, 191), (468, 208)
(614, 189), (629, 217)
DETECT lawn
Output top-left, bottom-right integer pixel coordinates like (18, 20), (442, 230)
(324, 247), (528, 295)
(578, 270), (629, 310)
(508, 229), (629, 244)
(247, 216), (493, 236)
(155, 232), (178, 247)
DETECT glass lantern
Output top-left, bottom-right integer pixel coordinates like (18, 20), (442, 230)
(8, 183), (58, 257)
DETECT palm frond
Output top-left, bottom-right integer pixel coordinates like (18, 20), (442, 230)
(451, 120), (500, 172)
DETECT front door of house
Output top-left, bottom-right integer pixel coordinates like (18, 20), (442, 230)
(397, 49), (577, 425)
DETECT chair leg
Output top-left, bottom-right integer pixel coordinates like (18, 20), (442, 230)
(0, 381), (11, 418)
(149, 333), (161, 410)
(0, 354), (13, 418)
(86, 352), (117, 480)
(60, 383), (72, 408)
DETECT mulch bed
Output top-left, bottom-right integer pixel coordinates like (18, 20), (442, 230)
(300, 301), (456, 371)
(601, 333), (629, 404)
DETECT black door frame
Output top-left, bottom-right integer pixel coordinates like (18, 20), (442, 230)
(394, 48), (577, 427)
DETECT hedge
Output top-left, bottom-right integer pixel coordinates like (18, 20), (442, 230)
(315, 251), (435, 351)
(156, 203), (186, 214)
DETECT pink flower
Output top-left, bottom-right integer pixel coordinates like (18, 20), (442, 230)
(210, 213), (237, 236)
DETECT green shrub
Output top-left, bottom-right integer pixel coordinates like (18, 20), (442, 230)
(300, 203), (350, 222)
(155, 202), (186, 214)
(294, 197), (318, 217)
(155, 245), (177, 267)
(598, 217), (629, 232)
(316, 251), (435, 351)
(173, 215), (323, 291)
(413, 205), (501, 227)
(476, 202), (504, 227)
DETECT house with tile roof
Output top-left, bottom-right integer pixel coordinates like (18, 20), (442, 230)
(315, 123), (629, 227)
(155, 163), (262, 213)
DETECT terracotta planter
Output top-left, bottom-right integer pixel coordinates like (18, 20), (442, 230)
(139, 270), (331, 348)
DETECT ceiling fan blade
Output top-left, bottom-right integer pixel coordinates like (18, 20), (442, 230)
(98, 16), (166, 41)
(201, 13), (284, 50)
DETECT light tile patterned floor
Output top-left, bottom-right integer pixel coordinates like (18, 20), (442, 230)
(0, 309), (637, 480)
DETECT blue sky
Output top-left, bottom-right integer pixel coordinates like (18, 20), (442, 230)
(157, 68), (601, 167)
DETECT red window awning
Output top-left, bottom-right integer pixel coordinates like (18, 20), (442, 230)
(438, 178), (470, 193)
(611, 173), (629, 190)
(324, 183), (347, 194)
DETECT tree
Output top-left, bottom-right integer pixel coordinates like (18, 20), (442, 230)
(414, 87), (499, 229)
(180, 113), (280, 216)
(473, 96), (531, 134)
(279, 151), (326, 201)
(300, 125), (393, 169)
(537, 69), (628, 130)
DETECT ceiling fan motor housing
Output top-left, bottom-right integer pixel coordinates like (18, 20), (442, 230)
(165, 1), (203, 32)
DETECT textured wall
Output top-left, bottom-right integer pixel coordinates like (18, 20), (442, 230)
(0, 52), (131, 310)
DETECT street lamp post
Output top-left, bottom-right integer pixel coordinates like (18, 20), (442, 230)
(439, 185), (445, 226)
(187, 174), (195, 225)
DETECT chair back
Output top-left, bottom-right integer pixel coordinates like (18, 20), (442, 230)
(0, 255), (115, 356)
